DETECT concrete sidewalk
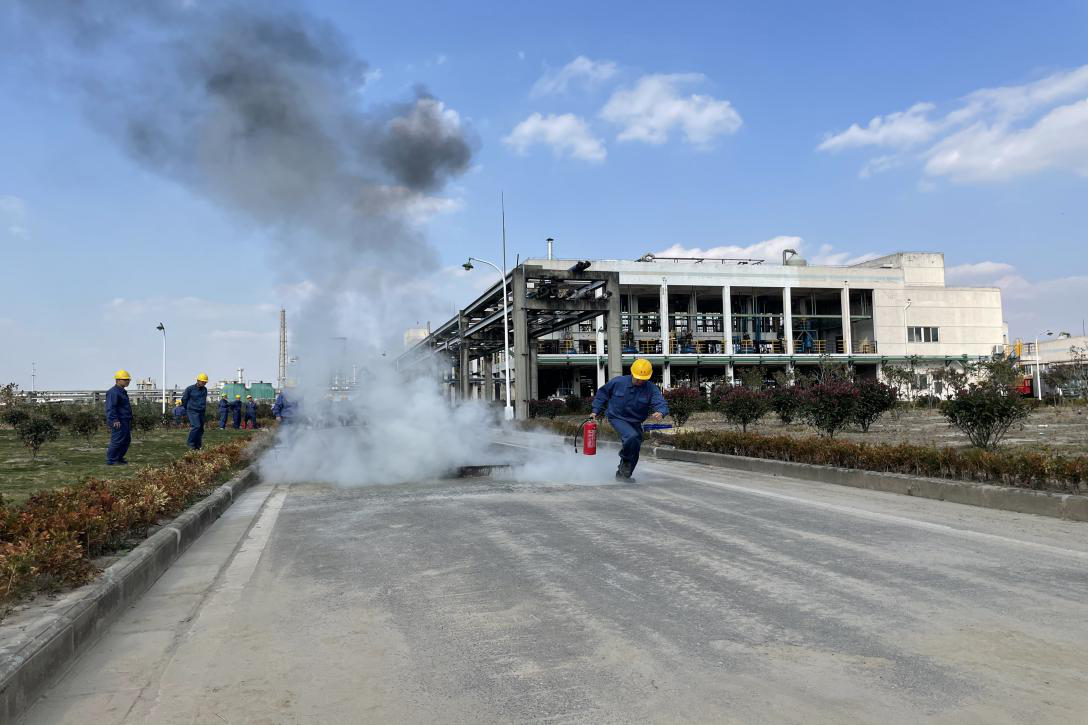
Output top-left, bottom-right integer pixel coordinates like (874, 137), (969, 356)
(20, 450), (1088, 724)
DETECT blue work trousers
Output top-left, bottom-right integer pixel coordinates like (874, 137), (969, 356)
(609, 417), (644, 474)
(187, 411), (205, 449)
(219, 409), (229, 429)
(106, 421), (131, 464)
(232, 410), (241, 429)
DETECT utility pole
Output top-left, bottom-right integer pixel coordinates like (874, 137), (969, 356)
(31, 362), (36, 392)
(157, 322), (167, 414)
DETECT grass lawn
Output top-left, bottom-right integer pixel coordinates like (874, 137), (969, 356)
(0, 424), (258, 505)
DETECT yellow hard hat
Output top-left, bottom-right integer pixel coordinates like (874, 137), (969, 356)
(196, 372), (209, 382)
(235, 394), (241, 399)
(174, 399), (181, 404)
(631, 358), (653, 380)
(114, 369), (131, 380)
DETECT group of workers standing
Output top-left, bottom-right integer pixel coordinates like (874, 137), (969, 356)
(215, 394), (259, 430)
(104, 370), (286, 464)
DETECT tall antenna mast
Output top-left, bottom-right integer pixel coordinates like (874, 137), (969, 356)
(278, 308), (287, 391)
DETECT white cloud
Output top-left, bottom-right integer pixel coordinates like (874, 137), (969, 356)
(653, 236), (876, 266)
(531, 56), (618, 97)
(817, 102), (939, 152)
(600, 73), (742, 146)
(924, 98), (1088, 182)
(818, 64), (1088, 183)
(503, 113), (607, 162)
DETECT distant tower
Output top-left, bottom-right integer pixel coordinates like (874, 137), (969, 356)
(278, 308), (287, 391)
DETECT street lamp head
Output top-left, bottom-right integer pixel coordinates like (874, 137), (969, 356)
(156, 322), (165, 332)
(462, 260), (474, 271)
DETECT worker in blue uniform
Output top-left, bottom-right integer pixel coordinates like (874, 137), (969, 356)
(181, 373), (210, 449)
(104, 369), (133, 465)
(230, 394), (243, 429)
(272, 391), (292, 423)
(591, 358), (669, 481)
(217, 394), (230, 429)
(172, 398), (185, 426)
(243, 395), (259, 429)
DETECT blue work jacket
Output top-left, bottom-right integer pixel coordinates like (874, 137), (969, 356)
(272, 393), (292, 418)
(104, 384), (132, 425)
(218, 398), (230, 413)
(172, 405), (185, 420)
(245, 401), (258, 417)
(229, 399), (242, 412)
(182, 384), (208, 413)
(592, 375), (669, 424)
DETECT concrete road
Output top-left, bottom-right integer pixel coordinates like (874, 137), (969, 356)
(21, 441), (1088, 724)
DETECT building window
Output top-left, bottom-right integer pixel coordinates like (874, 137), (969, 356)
(907, 326), (939, 343)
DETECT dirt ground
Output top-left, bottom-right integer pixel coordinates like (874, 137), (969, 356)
(569, 405), (1088, 454)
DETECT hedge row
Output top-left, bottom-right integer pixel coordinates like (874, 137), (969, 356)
(0, 437), (253, 611)
(522, 419), (1087, 494)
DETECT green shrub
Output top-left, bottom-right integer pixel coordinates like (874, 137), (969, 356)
(663, 387), (701, 427)
(68, 410), (101, 440)
(45, 405), (72, 427)
(770, 386), (803, 425)
(799, 382), (860, 438)
(1, 406), (30, 428)
(852, 380), (899, 432)
(131, 403), (162, 433)
(940, 384), (1030, 449)
(14, 417), (60, 459)
(713, 385), (769, 432)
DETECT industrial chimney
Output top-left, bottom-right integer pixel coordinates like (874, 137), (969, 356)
(546, 237), (554, 260)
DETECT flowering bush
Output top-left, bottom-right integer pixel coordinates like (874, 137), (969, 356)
(0, 438), (251, 611)
(851, 380), (899, 432)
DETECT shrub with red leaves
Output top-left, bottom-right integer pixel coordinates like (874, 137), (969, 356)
(713, 385), (770, 433)
(0, 438), (252, 612)
(663, 387), (702, 427)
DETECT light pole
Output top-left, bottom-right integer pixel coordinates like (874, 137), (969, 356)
(156, 322), (166, 414)
(1035, 329), (1054, 400)
(463, 257), (513, 420)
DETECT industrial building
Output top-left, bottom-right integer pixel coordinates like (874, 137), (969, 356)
(399, 249), (1007, 417)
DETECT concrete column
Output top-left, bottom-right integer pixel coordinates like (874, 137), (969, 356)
(512, 266), (530, 418)
(458, 313), (470, 400)
(840, 286), (853, 355)
(727, 363), (735, 385)
(595, 308), (606, 389)
(482, 355), (494, 401)
(659, 279), (671, 387)
(606, 273), (623, 381)
(783, 287), (794, 356)
(722, 284), (732, 354)
(529, 345), (539, 400)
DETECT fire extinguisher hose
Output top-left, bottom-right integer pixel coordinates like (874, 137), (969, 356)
(575, 417), (593, 454)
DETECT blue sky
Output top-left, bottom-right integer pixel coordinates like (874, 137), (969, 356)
(1, 1), (1086, 389)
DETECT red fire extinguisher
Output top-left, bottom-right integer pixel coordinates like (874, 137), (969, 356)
(576, 418), (597, 456)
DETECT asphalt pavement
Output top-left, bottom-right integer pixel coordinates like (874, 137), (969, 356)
(20, 436), (1088, 724)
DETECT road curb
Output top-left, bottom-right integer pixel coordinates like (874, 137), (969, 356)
(562, 434), (1088, 522)
(0, 465), (261, 723)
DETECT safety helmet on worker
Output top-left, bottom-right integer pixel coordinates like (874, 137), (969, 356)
(114, 369), (131, 380)
(196, 372), (209, 382)
(235, 395), (241, 399)
(174, 398), (181, 405)
(631, 358), (653, 380)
